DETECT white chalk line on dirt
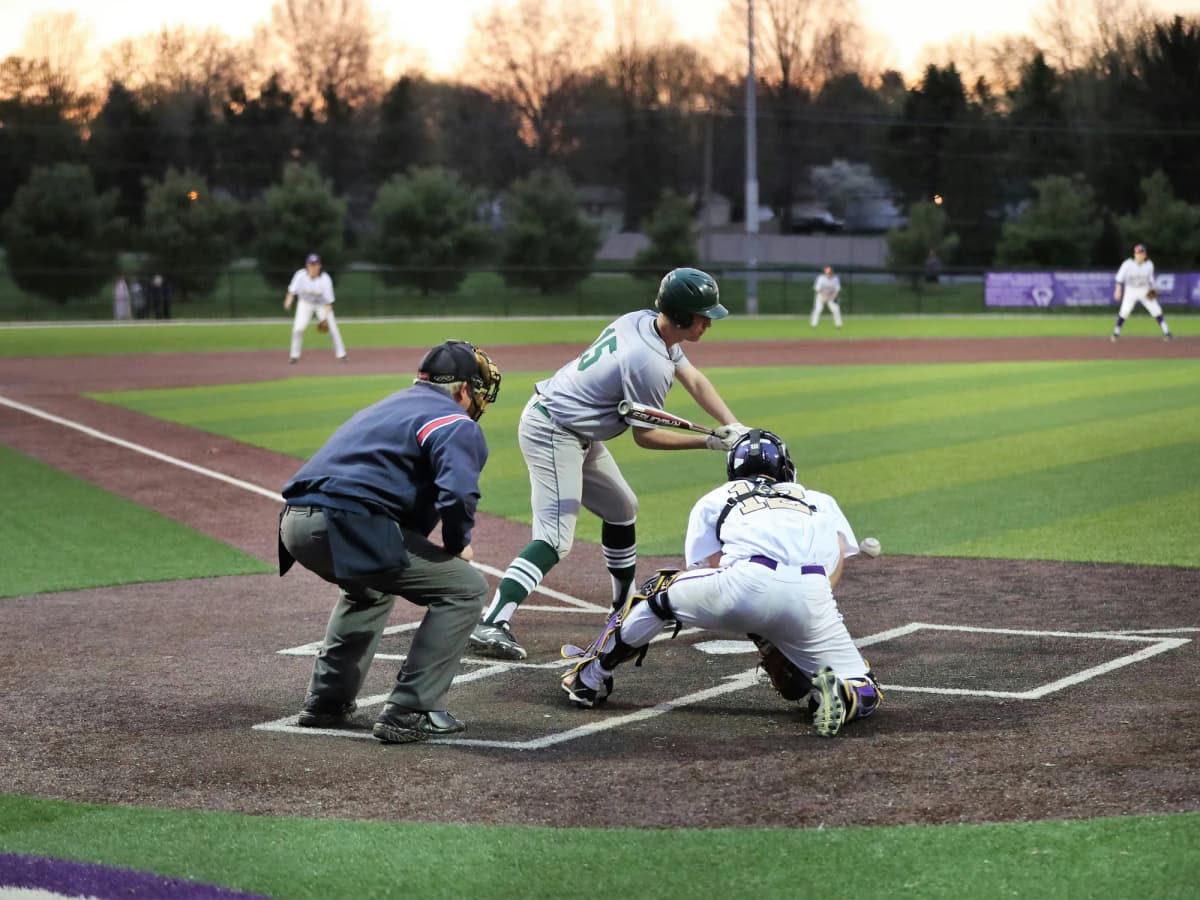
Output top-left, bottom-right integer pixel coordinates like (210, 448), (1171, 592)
(0, 393), (600, 610)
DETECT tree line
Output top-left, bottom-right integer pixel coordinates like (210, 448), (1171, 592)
(1, 0), (1199, 305)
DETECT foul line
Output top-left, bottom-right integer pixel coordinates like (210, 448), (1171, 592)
(0, 393), (599, 609)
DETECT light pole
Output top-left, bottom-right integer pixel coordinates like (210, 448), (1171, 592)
(745, 0), (759, 315)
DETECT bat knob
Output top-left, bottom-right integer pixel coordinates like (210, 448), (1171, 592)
(617, 400), (631, 415)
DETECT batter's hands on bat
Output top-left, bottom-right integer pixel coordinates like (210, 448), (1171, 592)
(705, 423), (744, 451)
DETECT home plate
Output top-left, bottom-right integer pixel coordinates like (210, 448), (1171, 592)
(695, 639), (757, 655)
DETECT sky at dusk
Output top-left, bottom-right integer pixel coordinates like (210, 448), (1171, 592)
(1, 1), (1196, 80)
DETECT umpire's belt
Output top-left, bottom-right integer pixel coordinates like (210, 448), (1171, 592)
(749, 555), (824, 576)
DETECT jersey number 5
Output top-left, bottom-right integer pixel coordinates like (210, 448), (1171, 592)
(577, 327), (617, 371)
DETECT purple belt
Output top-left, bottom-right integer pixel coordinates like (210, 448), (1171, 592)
(749, 555), (824, 575)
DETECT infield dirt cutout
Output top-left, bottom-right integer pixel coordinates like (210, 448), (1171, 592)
(0, 336), (1196, 829)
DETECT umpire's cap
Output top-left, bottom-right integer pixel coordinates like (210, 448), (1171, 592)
(417, 340), (502, 413)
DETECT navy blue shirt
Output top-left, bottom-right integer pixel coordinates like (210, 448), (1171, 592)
(282, 382), (488, 554)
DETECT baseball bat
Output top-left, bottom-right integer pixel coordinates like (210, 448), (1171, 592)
(617, 400), (717, 436)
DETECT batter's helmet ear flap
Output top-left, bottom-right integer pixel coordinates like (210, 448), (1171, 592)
(655, 268), (729, 328)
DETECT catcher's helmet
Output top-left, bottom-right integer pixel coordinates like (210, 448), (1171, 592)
(654, 268), (728, 328)
(417, 340), (502, 417)
(726, 429), (796, 483)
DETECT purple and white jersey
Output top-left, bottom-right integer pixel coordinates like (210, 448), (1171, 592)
(814, 273), (841, 298)
(287, 268), (336, 306)
(534, 310), (687, 441)
(684, 480), (859, 572)
(1115, 257), (1155, 299)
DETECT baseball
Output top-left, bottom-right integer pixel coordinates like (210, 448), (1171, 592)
(860, 537), (882, 558)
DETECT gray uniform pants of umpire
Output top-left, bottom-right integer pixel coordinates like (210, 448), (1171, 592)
(280, 506), (487, 712)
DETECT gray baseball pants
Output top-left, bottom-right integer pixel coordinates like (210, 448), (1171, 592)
(280, 506), (487, 712)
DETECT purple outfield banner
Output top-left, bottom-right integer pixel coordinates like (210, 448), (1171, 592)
(986, 271), (1200, 307)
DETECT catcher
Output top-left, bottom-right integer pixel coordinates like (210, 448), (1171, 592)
(560, 429), (882, 738)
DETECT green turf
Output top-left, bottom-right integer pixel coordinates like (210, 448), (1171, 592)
(1, 312), (1193, 357)
(93, 358), (1200, 566)
(0, 445), (272, 598)
(0, 795), (1195, 899)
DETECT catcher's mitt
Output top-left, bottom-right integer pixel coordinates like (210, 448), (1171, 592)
(750, 634), (810, 702)
(1146, 288), (1159, 300)
(317, 317), (330, 333)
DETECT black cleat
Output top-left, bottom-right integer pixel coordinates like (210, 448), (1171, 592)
(372, 704), (466, 743)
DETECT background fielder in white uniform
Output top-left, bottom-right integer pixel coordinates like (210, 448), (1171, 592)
(468, 268), (749, 661)
(560, 429), (882, 738)
(284, 253), (348, 363)
(1111, 243), (1172, 341)
(811, 265), (843, 328)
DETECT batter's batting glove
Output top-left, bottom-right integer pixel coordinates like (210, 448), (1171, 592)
(706, 422), (750, 451)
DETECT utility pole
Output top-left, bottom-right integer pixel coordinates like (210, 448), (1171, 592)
(703, 111), (713, 264)
(745, 0), (759, 315)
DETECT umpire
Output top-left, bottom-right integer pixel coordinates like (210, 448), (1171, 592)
(278, 340), (501, 743)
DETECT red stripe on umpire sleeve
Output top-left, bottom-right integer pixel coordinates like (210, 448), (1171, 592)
(417, 414), (470, 444)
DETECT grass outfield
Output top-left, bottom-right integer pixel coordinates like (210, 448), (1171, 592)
(94, 359), (1200, 566)
(0, 312), (1194, 357)
(1, 795), (1196, 900)
(2, 445), (271, 598)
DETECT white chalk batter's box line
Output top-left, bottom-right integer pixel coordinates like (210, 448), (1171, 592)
(253, 621), (1193, 750)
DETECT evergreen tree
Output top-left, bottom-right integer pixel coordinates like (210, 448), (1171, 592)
(254, 163), (346, 286)
(368, 167), (493, 294)
(995, 174), (1101, 266)
(499, 169), (601, 294)
(2, 163), (120, 303)
(140, 168), (240, 297)
(632, 190), (698, 277)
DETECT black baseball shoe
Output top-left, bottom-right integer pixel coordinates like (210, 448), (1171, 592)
(296, 694), (357, 728)
(372, 704), (466, 743)
(560, 670), (613, 709)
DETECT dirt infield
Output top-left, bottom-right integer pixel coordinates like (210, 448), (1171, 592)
(0, 335), (1196, 829)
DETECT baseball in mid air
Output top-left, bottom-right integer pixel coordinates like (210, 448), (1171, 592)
(860, 537), (882, 558)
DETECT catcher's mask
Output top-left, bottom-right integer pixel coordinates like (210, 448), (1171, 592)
(417, 340), (501, 420)
(654, 267), (728, 328)
(726, 429), (795, 483)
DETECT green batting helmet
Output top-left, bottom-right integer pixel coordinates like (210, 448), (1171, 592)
(654, 268), (728, 327)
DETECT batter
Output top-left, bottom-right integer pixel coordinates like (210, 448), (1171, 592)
(468, 268), (748, 660)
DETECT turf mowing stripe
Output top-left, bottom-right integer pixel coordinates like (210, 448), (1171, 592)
(935, 478), (1200, 566)
(848, 442), (1200, 562)
(803, 403), (1200, 506)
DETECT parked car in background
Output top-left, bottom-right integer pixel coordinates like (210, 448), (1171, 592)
(788, 204), (846, 234)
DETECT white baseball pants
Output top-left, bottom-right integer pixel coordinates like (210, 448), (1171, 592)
(290, 300), (346, 359)
(621, 559), (869, 678)
(811, 293), (843, 327)
(1117, 291), (1164, 320)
